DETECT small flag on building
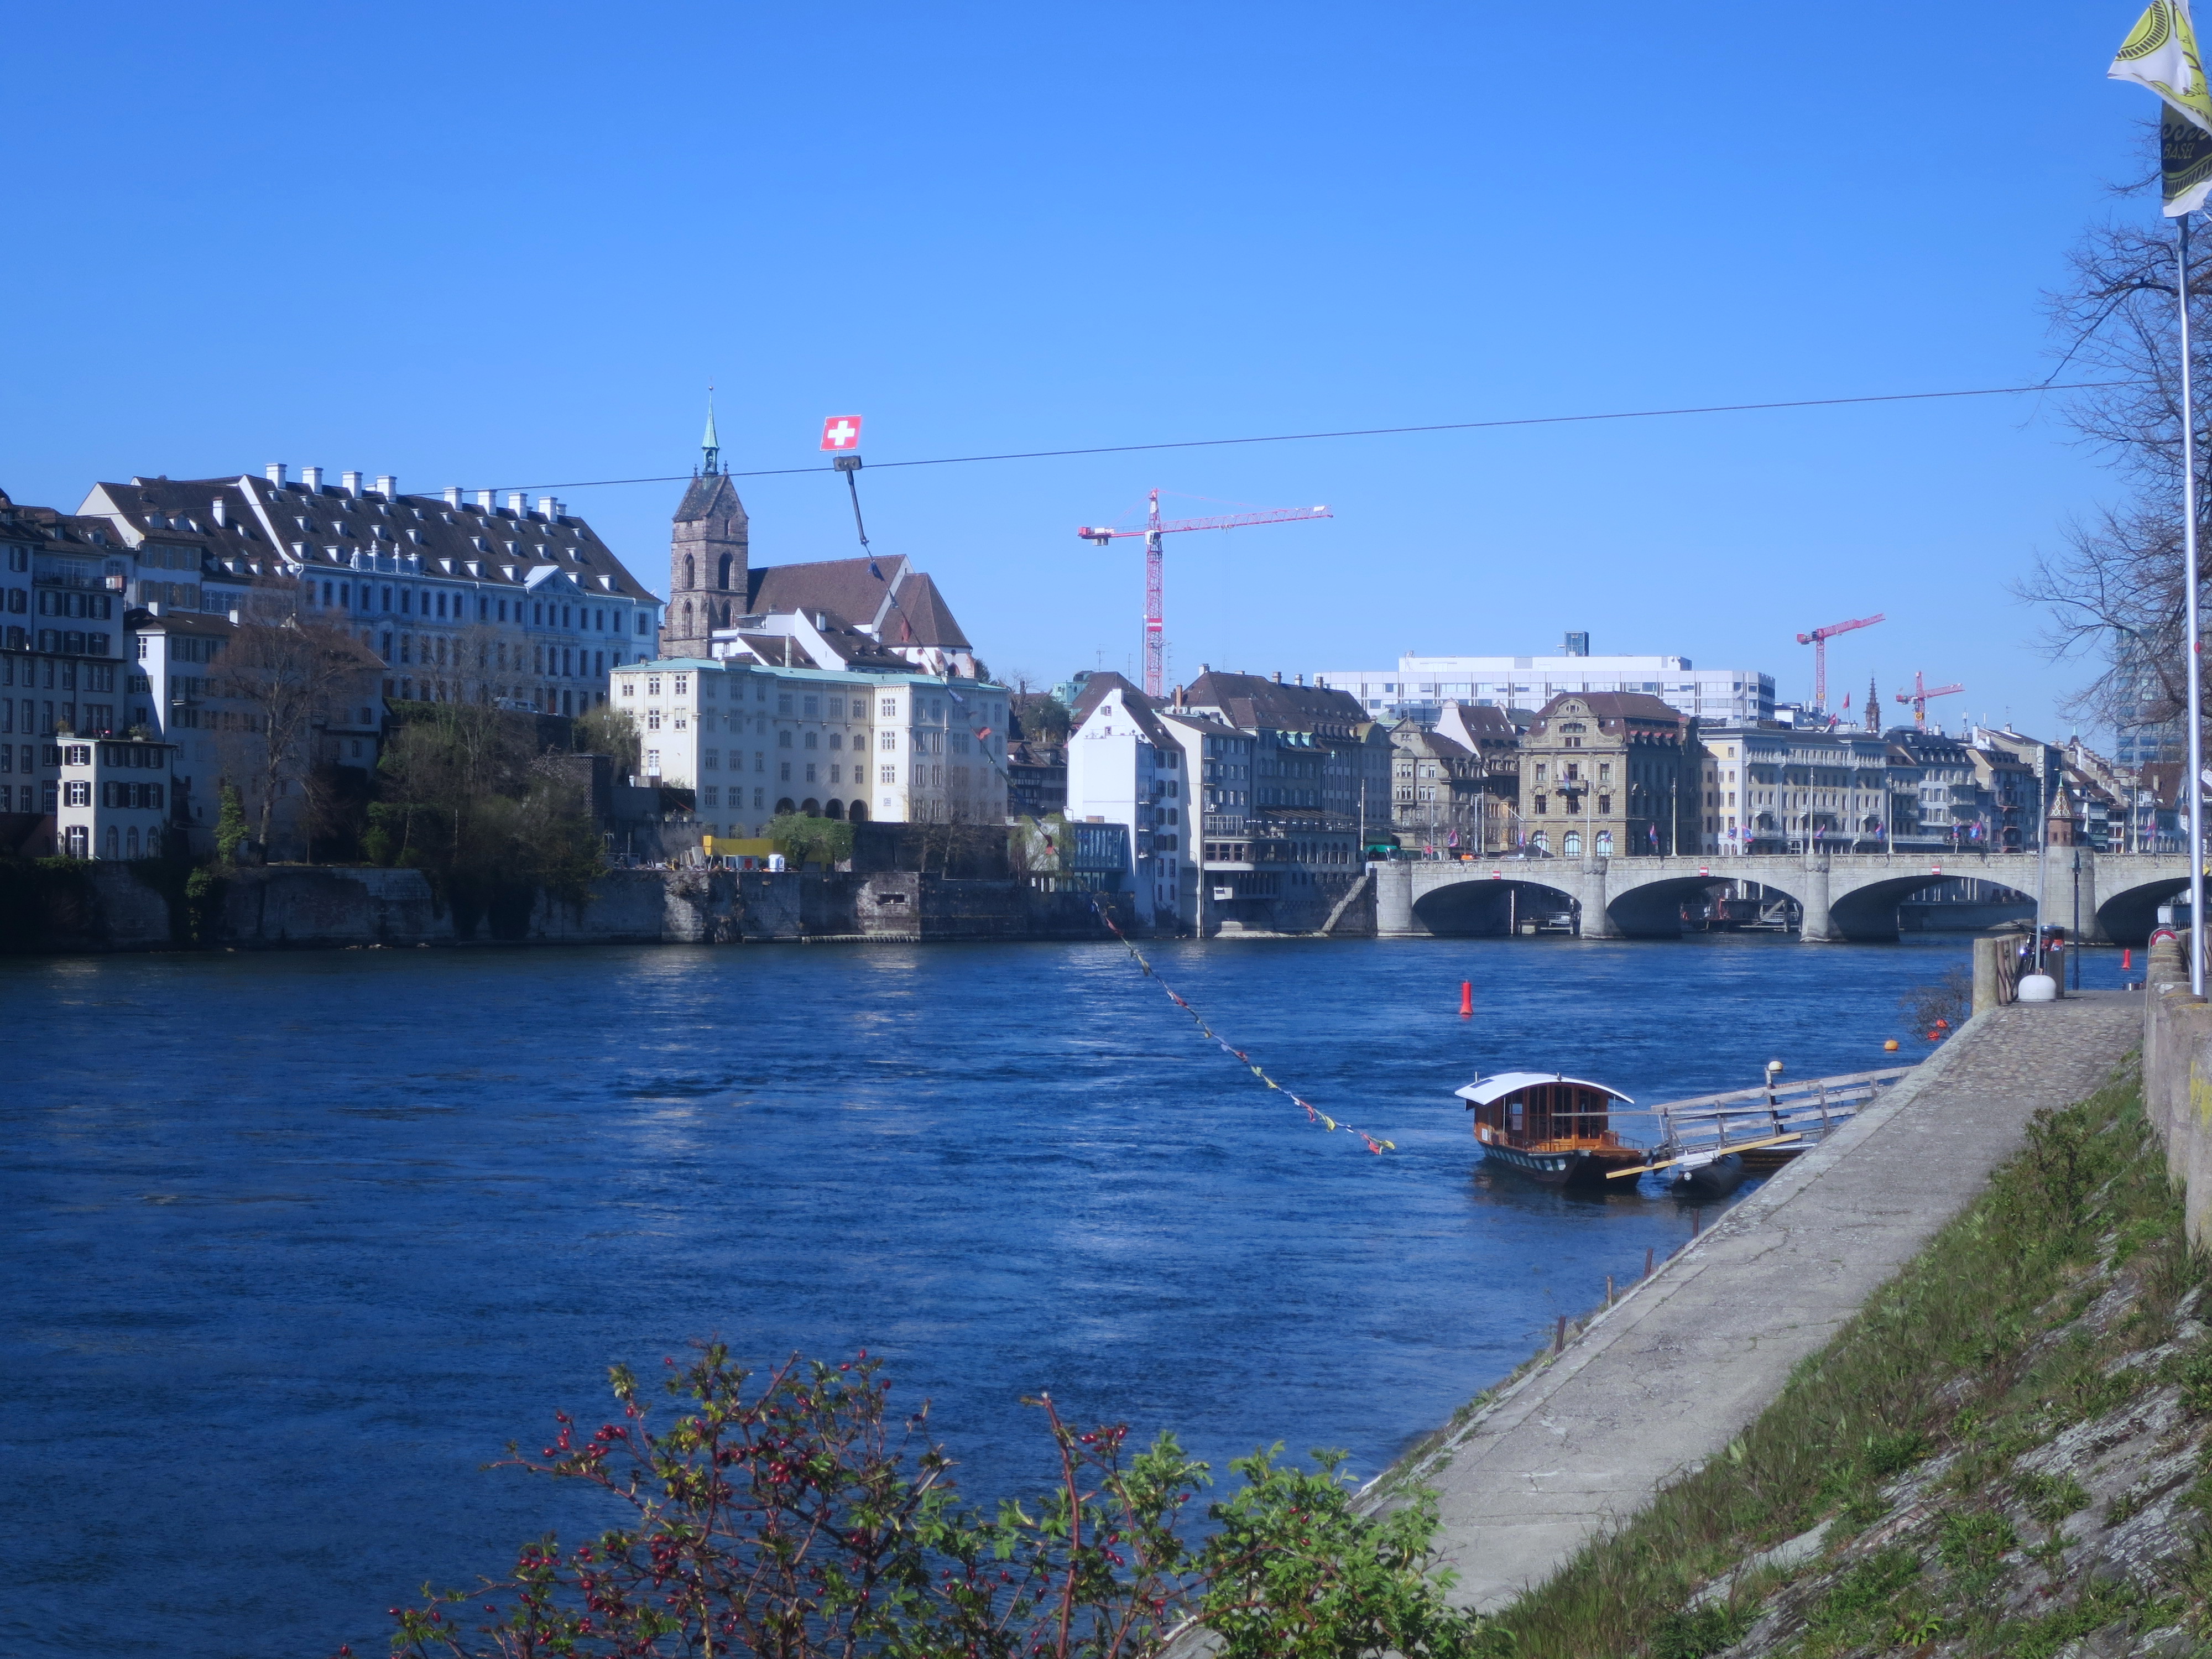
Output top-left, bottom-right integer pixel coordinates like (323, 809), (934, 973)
(2112, 0), (2212, 213)
(820, 415), (863, 451)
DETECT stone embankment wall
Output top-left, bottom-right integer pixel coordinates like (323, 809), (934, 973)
(29, 863), (1122, 953)
(2138, 933), (2212, 1250)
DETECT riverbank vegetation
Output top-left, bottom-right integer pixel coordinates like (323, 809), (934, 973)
(346, 1347), (1502, 1659)
(1481, 1068), (2212, 1657)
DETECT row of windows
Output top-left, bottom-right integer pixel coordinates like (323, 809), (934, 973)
(37, 589), (113, 619)
(6, 701), (118, 736)
(311, 580), (645, 633)
(61, 780), (165, 808)
(1, 658), (116, 691)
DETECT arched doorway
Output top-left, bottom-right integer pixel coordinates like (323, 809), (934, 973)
(801, 798), (821, 816)
(823, 799), (844, 820)
(775, 797), (795, 815)
(848, 801), (868, 823)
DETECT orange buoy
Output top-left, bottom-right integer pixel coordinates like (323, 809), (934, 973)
(1884, 1039), (1900, 1051)
(1459, 980), (1473, 1018)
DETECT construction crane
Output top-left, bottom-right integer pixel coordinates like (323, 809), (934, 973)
(1078, 491), (1332, 697)
(1794, 613), (1884, 711)
(1895, 670), (1965, 727)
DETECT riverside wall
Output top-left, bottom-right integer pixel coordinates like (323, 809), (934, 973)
(18, 863), (1124, 953)
(2137, 934), (2212, 1251)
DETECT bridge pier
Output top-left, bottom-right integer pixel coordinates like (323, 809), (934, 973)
(1579, 859), (1621, 939)
(1799, 857), (1845, 943)
(2038, 849), (2110, 945)
(1373, 860), (1420, 937)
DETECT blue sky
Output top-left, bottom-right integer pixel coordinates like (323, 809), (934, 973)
(3, 2), (2173, 736)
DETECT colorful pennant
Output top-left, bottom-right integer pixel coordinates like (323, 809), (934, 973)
(1092, 902), (1396, 1154)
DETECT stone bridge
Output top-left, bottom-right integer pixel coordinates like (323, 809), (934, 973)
(1372, 851), (2193, 943)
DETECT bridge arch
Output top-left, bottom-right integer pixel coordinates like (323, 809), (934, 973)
(1602, 874), (1784, 938)
(2098, 875), (2190, 944)
(1410, 876), (1578, 936)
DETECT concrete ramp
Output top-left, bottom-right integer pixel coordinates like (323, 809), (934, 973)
(1402, 993), (2142, 1610)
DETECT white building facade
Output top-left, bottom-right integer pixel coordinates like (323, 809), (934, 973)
(1065, 682), (1189, 927)
(55, 735), (177, 860)
(1314, 653), (1776, 728)
(612, 657), (1009, 838)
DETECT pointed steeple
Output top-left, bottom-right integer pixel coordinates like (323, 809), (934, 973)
(1865, 672), (1879, 733)
(701, 387), (721, 476)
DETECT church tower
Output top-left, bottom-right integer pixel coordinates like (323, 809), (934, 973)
(660, 394), (749, 659)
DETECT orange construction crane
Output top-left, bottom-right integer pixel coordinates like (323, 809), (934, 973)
(1794, 613), (1884, 709)
(1895, 670), (1964, 727)
(1078, 491), (1331, 697)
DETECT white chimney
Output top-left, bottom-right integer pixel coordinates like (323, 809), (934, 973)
(375, 474), (397, 499)
(211, 498), (226, 528)
(265, 463), (286, 485)
(444, 487), (463, 507)
(536, 495), (557, 519)
(474, 491), (494, 510)
(342, 470), (364, 496)
(506, 491), (527, 515)
(301, 466), (324, 492)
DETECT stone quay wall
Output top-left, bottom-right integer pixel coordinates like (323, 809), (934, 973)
(25, 863), (1123, 953)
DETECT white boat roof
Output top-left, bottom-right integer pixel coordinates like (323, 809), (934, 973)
(1455, 1071), (1635, 1107)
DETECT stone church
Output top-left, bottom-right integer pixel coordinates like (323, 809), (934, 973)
(657, 407), (981, 678)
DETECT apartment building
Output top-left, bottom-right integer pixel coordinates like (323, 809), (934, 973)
(55, 735), (178, 860)
(1314, 649), (1775, 727)
(77, 467), (662, 717)
(1703, 724), (1891, 854)
(611, 657), (1010, 838)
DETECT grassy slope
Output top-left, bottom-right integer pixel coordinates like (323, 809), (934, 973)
(1481, 1065), (2212, 1658)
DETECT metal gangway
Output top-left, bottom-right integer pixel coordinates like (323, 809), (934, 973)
(1605, 1066), (1915, 1181)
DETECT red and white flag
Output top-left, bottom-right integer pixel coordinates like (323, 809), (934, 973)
(820, 415), (863, 452)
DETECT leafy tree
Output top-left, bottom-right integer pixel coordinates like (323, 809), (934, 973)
(352, 1345), (1500, 1659)
(1015, 694), (1073, 745)
(215, 782), (249, 864)
(369, 702), (605, 933)
(765, 811), (854, 868)
(575, 703), (642, 777)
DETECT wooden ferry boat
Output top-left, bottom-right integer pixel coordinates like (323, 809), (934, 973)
(1457, 1072), (1648, 1188)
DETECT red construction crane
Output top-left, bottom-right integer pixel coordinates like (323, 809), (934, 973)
(1794, 612), (1884, 710)
(1078, 491), (1332, 697)
(1894, 670), (1965, 727)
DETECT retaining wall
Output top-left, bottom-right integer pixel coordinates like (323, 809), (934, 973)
(2141, 933), (2212, 1251)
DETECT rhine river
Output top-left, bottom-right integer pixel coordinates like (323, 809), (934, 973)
(2, 933), (2124, 1657)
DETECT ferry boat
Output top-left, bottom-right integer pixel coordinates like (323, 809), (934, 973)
(1457, 1072), (1647, 1188)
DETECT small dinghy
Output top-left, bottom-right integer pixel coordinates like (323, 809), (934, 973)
(1666, 1150), (1745, 1199)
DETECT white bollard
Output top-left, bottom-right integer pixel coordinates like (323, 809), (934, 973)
(2017, 972), (2058, 1003)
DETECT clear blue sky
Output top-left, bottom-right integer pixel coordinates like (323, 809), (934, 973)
(4, 2), (2170, 737)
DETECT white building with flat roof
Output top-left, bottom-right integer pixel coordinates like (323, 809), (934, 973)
(1313, 653), (1775, 728)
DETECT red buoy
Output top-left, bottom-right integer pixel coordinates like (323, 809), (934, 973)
(1459, 980), (1473, 1018)
(2125, 947), (2133, 971)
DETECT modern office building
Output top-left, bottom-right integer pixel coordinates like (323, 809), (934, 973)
(1312, 647), (1775, 728)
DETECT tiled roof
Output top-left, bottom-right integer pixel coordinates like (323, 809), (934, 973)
(1531, 690), (1684, 726)
(1182, 670), (1366, 735)
(675, 471), (747, 525)
(82, 474), (659, 606)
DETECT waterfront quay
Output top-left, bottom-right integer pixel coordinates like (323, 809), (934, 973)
(3, 933), (1989, 1659)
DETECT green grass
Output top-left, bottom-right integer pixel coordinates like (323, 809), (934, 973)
(1485, 1065), (2211, 1657)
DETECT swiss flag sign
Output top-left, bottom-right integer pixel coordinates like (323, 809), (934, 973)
(819, 415), (863, 452)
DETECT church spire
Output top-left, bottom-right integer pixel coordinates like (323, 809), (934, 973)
(701, 387), (721, 476)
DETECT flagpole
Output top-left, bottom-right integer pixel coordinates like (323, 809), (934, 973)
(2185, 208), (2206, 998)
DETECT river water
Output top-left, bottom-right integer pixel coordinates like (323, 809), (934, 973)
(1, 933), (2125, 1656)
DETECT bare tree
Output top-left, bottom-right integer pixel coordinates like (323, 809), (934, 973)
(212, 616), (383, 855)
(2021, 167), (2212, 732)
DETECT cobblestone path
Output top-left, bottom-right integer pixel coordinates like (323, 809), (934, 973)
(1410, 990), (2145, 1611)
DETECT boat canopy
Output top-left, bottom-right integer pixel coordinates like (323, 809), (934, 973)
(1455, 1072), (1635, 1108)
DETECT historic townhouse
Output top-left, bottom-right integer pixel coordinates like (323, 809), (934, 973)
(1516, 692), (1703, 858)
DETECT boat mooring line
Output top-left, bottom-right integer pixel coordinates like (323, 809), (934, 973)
(1089, 902), (1395, 1153)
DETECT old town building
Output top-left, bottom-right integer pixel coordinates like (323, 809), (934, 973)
(1514, 692), (1701, 857)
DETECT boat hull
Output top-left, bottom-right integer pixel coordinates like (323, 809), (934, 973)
(1670, 1153), (1746, 1199)
(1479, 1141), (1645, 1190)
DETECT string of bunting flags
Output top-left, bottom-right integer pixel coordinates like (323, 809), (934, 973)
(1091, 900), (1396, 1154)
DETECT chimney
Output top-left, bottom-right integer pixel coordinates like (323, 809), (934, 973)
(265, 463), (286, 485)
(506, 491), (527, 515)
(474, 491), (494, 510)
(536, 495), (558, 519)
(210, 498), (226, 528)
(444, 487), (463, 507)
(375, 474), (398, 499)
(342, 470), (364, 497)
(1272, 670), (1283, 684)
(301, 466), (324, 492)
